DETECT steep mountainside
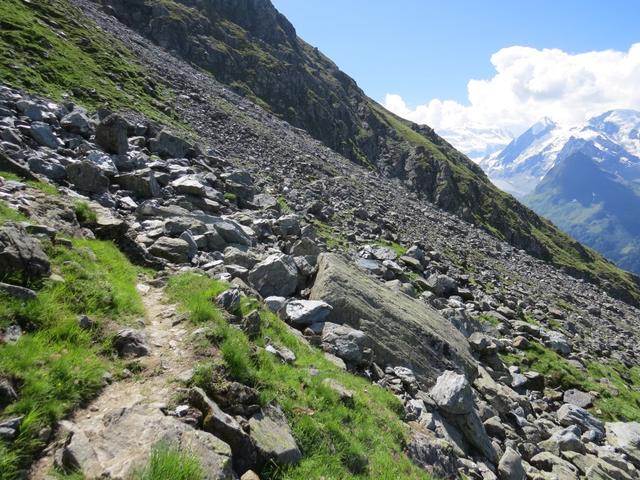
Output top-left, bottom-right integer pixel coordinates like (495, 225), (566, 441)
(74, 0), (640, 298)
(4, 1), (640, 479)
(525, 152), (640, 274)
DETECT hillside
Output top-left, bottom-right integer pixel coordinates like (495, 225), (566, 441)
(58, 0), (640, 304)
(2, 1), (640, 480)
(525, 152), (640, 274)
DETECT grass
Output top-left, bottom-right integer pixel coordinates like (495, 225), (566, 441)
(311, 219), (349, 250)
(130, 443), (204, 480)
(0, 0), (178, 126)
(0, 200), (29, 225)
(0, 171), (59, 196)
(223, 192), (237, 203)
(277, 196), (293, 213)
(166, 272), (431, 480)
(0, 239), (144, 479)
(501, 341), (640, 422)
(73, 201), (97, 225)
(374, 240), (407, 257)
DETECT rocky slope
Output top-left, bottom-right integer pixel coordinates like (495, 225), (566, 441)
(2, 2), (640, 480)
(53, 0), (640, 301)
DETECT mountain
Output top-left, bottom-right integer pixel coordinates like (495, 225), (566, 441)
(5, 2), (640, 479)
(525, 151), (640, 274)
(480, 110), (640, 196)
(479, 110), (640, 273)
(27, 0), (635, 302)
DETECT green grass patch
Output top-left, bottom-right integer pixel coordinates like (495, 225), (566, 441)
(277, 196), (293, 213)
(73, 201), (97, 225)
(0, 171), (59, 196)
(374, 240), (407, 257)
(0, 200), (28, 225)
(167, 272), (430, 480)
(500, 342), (640, 422)
(0, 239), (144, 479)
(223, 192), (237, 203)
(311, 219), (349, 250)
(130, 442), (204, 480)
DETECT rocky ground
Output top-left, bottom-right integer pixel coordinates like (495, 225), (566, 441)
(1, 75), (640, 480)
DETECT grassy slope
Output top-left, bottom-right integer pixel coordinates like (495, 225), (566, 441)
(501, 342), (640, 422)
(0, 0), (176, 125)
(166, 273), (429, 480)
(0, 225), (144, 479)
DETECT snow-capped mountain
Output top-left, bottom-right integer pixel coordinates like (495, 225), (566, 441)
(479, 110), (640, 197)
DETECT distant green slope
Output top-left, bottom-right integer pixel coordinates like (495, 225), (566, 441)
(525, 152), (640, 275)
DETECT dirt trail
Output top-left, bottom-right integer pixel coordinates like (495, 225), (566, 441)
(31, 284), (195, 479)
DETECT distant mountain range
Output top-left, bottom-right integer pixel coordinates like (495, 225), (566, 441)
(475, 110), (640, 274)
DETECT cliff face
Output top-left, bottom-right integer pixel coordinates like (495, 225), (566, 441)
(91, 0), (640, 302)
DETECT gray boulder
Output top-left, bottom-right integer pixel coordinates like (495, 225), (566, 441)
(30, 122), (62, 149)
(427, 274), (458, 297)
(28, 156), (66, 181)
(248, 254), (298, 297)
(116, 170), (161, 198)
(249, 403), (301, 469)
(558, 404), (604, 439)
(0, 378), (17, 409)
(0, 223), (50, 282)
(498, 447), (526, 480)
(61, 110), (92, 137)
(66, 161), (110, 194)
(150, 129), (197, 158)
(564, 389), (593, 409)
(95, 113), (128, 154)
(407, 429), (459, 480)
(189, 387), (256, 474)
(112, 329), (149, 358)
(285, 300), (332, 326)
(429, 370), (474, 415)
(605, 422), (640, 468)
(309, 254), (476, 385)
(321, 322), (369, 365)
(148, 237), (192, 264)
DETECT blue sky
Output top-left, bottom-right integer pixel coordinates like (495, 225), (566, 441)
(272, 0), (639, 106)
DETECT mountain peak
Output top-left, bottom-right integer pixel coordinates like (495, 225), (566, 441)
(530, 116), (557, 135)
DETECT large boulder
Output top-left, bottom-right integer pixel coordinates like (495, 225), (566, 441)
(498, 447), (526, 480)
(248, 403), (301, 469)
(150, 129), (198, 158)
(248, 254), (298, 297)
(61, 110), (92, 137)
(66, 161), (110, 194)
(61, 405), (235, 479)
(148, 237), (192, 264)
(605, 422), (640, 468)
(115, 170), (161, 198)
(407, 428), (459, 480)
(321, 322), (369, 365)
(0, 223), (50, 282)
(557, 404), (604, 439)
(309, 253), (476, 385)
(30, 121), (62, 149)
(284, 300), (332, 326)
(95, 113), (128, 154)
(429, 370), (474, 415)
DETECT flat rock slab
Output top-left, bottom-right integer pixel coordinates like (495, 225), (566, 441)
(61, 405), (235, 479)
(310, 253), (476, 385)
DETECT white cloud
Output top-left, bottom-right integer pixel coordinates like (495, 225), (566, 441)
(383, 43), (640, 158)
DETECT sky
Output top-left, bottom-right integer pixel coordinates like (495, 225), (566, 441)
(271, 0), (640, 157)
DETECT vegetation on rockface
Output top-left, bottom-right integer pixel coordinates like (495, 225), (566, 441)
(0, 200), (28, 225)
(131, 443), (205, 480)
(0, 171), (59, 196)
(0, 0), (176, 125)
(501, 342), (640, 422)
(73, 200), (98, 225)
(0, 238), (144, 479)
(166, 273), (430, 480)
